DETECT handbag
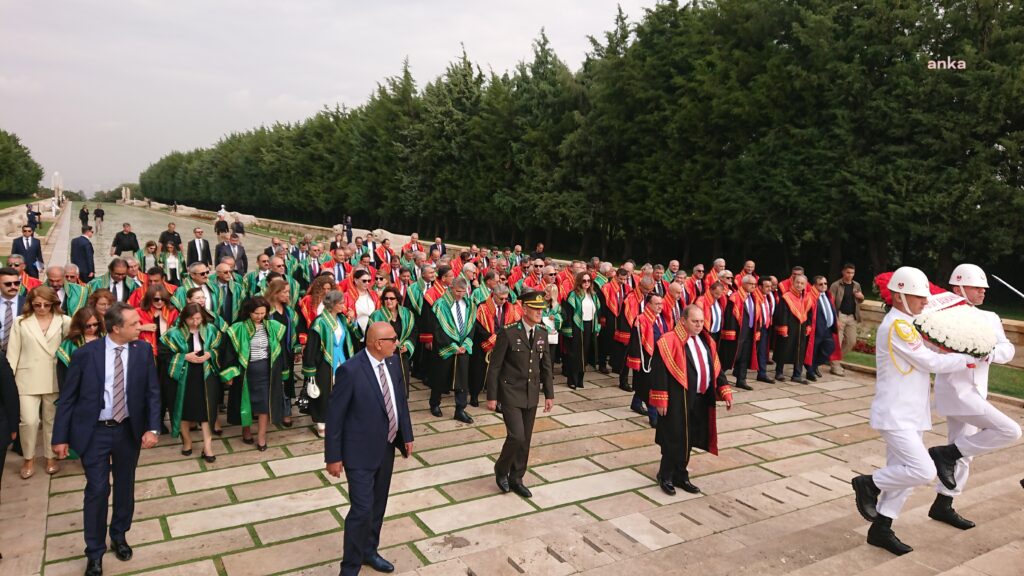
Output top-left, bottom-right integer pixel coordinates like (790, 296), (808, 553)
(306, 376), (321, 399)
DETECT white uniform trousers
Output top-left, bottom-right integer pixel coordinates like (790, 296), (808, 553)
(872, 429), (935, 519)
(938, 402), (1022, 497)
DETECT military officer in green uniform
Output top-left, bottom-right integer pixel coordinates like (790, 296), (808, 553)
(486, 290), (554, 498)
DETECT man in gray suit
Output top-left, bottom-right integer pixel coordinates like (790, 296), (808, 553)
(486, 291), (554, 498)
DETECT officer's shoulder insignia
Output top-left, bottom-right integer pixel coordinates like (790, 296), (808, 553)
(892, 320), (919, 343)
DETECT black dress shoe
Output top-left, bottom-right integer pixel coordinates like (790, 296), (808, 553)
(577, 382), (584, 389)
(429, 406), (442, 417)
(791, 378), (808, 385)
(496, 474), (511, 493)
(676, 479), (701, 494)
(619, 383), (633, 392)
(110, 540), (132, 561)
(598, 367), (610, 375)
(181, 448), (193, 457)
(929, 444), (962, 490)
(928, 495), (975, 530)
(756, 375), (775, 384)
(866, 516), (913, 555)
(241, 436), (255, 445)
(806, 372), (818, 382)
(85, 558), (103, 576)
(469, 398), (479, 408)
(852, 474), (880, 521)
(363, 552), (395, 573)
(510, 482), (533, 498)
(656, 474), (675, 496)
(257, 443), (268, 452)
(734, 381), (753, 390)
(202, 452), (217, 463)
(774, 375), (786, 382)
(454, 410), (473, 424)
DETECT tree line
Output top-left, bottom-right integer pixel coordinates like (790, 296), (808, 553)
(0, 129), (43, 201)
(139, 0), (1024, 292)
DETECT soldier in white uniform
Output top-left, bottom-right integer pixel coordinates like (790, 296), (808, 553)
(851, 266), (974, 555)
(927, 264), (1021, 529)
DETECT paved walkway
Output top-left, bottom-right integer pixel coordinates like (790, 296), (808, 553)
(1, 204), (1021, 575)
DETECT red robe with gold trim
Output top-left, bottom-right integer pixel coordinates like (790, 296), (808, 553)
(648, 328), (732, 456)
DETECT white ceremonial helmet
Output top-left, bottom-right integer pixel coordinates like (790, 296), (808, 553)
(887, 266), (931, 297)
(948, 263), (989, 288)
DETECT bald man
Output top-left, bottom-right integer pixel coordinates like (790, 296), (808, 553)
(326, 322), (414, 575)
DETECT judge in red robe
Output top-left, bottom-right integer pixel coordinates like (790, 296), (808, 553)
(772, 275), (812, 383)
(618, 277), (654, 392)
(648, 304), (732, 496)
(717, 275), (761, 390)
(600, 269), (631, 375)
(628, 295), (672, 428)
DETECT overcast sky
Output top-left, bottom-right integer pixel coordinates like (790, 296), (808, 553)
(1, 1), (656, 193)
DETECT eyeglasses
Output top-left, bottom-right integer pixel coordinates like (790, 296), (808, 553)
(533, 264), (543, 268)
(582, 279), (592, 284)
(379, 336), (398, 343)
(382, 296), (397, 301)
(85, 322), (100, 328)
(65, 275), (77, 280)
(32, 302), (52, 309)
(695, 270), (705, 274)
(196, 271), (210, 276)
(2, 280), (21, 287)
(376, 277), (385, 281)
(152, 297), (165, 302)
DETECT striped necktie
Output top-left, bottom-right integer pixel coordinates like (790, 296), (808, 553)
(112, 346), (127, 422)
(378, 362), (397, 443)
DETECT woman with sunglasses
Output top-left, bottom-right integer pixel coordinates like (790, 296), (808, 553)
(220, 297), (288, 450)
(561, 271), (602, 390)
(302, 290), (355, 437)
(264, 278), (299, 427)
(137, 284), (179, 431)
(160, 241), (183, 285)
(541, 283), (564, 372)
(160, 303), (223, 462)
(344, 269), (379, 342)
(57, 307), (105, 390)
(369, 286), (416, 396)
(7, 286), (70, 478)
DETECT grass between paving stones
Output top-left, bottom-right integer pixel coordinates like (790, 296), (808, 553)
(845, 350), (1024, 400)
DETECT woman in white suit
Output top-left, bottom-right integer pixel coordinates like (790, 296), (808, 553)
(7, 285), (71, 478)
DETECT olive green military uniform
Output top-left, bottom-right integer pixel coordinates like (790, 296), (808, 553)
(485, 319), (554, 483)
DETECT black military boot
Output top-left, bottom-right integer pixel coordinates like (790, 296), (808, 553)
(851, 474), (880, 521)
(866, 515), (913, 555)
(928, 444), (963, 490)
(928, 494), (975, 530)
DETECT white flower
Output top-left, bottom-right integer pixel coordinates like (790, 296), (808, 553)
(914, 306), (997, 358)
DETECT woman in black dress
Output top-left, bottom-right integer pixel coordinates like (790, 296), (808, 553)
(264, 278), (299, 427)
(160, 303), (223, 462)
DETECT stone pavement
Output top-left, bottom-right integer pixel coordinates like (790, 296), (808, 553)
(1, 204), (1021, 575)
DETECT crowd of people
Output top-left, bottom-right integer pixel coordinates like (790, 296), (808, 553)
(1, 206), (1018, 574)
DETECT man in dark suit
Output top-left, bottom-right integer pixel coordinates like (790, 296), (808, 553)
(325, 322), (414, 575)
(215, 234), (248, 275)
(52, 303), (160, 576)
(808, 275), (839, 381)
(430, 237), (446, 258)
(71, 226), (97, 281)
(264, 237), (282, 258)
(0, 267), (26, 354)
(485, 291), (554, 498)
(11, 225), (43, 278)
(186, 227), (212, 266)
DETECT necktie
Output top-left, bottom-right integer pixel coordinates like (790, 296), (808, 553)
(692, 338), (709, 393)
(746, 295), (755, 328)
(2, 301), (12, 351)
(455, 301), (464, 333)
(655, 317), (664, 340)
(336, 265), (344, 280)
(673, 302), (681, 323)
(378, 362), (397, 443)
(112, 346), (127, 422)
(496, 304), (503, 330)
(528, 327), (534, 342)
(24, 238), (29, 251)
(312, 260), (319, 275)
(821, 295), (833, 327)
